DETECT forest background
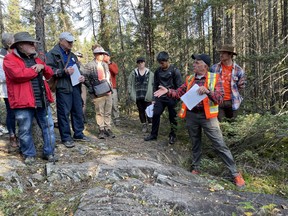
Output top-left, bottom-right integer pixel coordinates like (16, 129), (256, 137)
(0, 0), (287, 197)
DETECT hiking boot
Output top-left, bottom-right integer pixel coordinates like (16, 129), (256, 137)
(24, 157), (35, 165)
(62, 140), (75, 148)
(74, 136), (90, 142)
(115, 119), (120, 126)
(99, 130), (105, 139)
(191, 170), (200, 175)
(169, 135), (176, 144)
(104, 129), (115, 138)
(10, 136), (19, 148)
(43, 154), (59, 162)
(144, 135), (157, 141)
(141, 123), (148, 133)
(234, 173), (245, 188)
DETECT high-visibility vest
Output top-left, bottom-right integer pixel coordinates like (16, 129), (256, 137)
(178, 72), (219, 119)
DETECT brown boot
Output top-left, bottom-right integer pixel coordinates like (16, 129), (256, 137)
(10, 135), (19, 148)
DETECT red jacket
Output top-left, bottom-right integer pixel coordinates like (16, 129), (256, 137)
(3, 50), (54, 109)
(108, 62), (119, 88)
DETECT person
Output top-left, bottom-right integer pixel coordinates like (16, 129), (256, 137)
(3, 32), (57, 164)
(154, 53), (245, 187)
(128, 57), (154, 133)
(75, 51), (87, 123)
(103, 52), (120, 126)
(46, 32), (89, 148)
(144, 51), (183, 144)
(0, 33), (17, 148)
(211, 44), (245, 121)
(83, 46), (115, 139)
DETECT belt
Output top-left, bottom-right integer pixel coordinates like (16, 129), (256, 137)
(188, 107), (205, 113)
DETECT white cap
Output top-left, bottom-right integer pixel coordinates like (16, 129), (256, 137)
(59, 32), (75, 42)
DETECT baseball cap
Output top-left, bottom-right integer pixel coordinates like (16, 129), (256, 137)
(191, 54), (211, 67)
(59, 32), (75, 42)
(136, 57), (145, 63)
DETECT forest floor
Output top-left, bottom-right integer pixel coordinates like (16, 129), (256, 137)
(0, 110), (287, 215)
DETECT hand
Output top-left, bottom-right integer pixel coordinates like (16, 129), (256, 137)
(31, 64), (44, 73)
(79, 75), (85, 83)
(154, 85), (168, 98)
(66, 66), (74, 75)
(197, 86), (210, 95)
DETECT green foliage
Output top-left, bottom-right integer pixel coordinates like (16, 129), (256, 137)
(239, 201), (255, 210)
(5, 0), (27, 33)
(0, 188), (23, 215)
(220, 113), (288, 196)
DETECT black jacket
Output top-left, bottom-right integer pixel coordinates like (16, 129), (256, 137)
(46, 44), (81, 93)
(154, 64), (183, 98)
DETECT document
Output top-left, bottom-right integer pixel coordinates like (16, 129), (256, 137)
(145, 104), (154, 118)
(180, 84), (207, 110)
(70, 64), (81, 86)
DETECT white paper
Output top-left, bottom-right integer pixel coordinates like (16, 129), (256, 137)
(70, 64), (81, 86)
(180, 84), (207, 110)
(145, 104), (154, 118)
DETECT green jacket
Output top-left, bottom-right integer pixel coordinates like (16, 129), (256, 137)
(128, 68), (154, 102)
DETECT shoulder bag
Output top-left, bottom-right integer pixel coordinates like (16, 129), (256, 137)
(92, 64), (112, 97)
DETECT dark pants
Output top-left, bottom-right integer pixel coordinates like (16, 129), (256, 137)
(136, 99), (152, 124)
(151, 97), (177, 138)
(218, 100), (237, 122)
(186, 111), (238, 177)
(56, 86), (84, 142)
(4, 98), (16, 136)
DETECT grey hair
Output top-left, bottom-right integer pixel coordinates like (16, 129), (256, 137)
(1, 33), (14, 49)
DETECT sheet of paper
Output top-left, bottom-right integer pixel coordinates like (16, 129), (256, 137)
(145, 104), (154, 118)
(70, 64), (81, 86)
(180, 84), (207, 110)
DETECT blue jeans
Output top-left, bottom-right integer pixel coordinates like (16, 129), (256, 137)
(14, 106), (55, 158)
(56, 85), (84, 142)
(4, 98), (16, 136)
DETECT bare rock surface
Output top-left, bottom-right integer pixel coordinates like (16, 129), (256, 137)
(0, 118), (287, 215)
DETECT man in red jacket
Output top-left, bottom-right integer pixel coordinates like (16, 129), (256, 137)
(103, 52), (120, 125)
(3, 32), (57, 165)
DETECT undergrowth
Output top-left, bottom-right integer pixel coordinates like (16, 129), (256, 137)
(161, 111), (288, 198)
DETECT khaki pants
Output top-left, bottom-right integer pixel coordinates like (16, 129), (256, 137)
(81, 84), (87, 115)
(93, 94), (113, 130)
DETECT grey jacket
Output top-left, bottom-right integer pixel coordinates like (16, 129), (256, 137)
(46, 44), (81, 93)
(128, 68), (154, 102)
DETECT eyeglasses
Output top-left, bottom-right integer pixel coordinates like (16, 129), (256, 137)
(26, 42), (35, 46)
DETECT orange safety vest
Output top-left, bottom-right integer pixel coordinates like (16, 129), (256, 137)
(178, 72), (219, 119)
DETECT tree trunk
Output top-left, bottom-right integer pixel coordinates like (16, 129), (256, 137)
(35, 0), (46, 59)
(212, 5), (221, 63)
(99, 0), (109, 49)
(143, 0), (154, 66)
(0, 0), (4, 34)
(89, 0), (97, 41)
(282, 0), (287, 45)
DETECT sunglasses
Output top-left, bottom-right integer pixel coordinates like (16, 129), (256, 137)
(66, 40), (73, 44)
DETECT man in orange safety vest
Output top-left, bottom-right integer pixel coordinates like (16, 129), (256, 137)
(154, 53), (245, 188)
